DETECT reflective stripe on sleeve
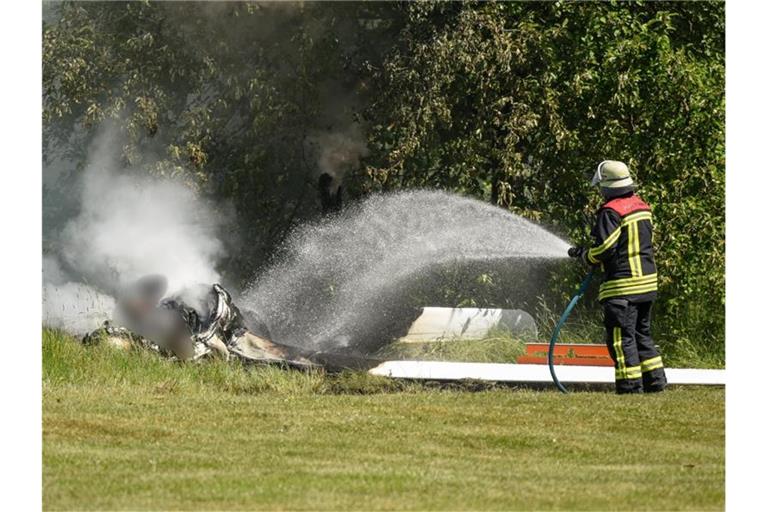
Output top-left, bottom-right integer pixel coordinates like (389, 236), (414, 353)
(587, 226), (622, 263)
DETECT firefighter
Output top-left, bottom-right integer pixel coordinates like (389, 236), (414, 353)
(568, 160), (667, 394)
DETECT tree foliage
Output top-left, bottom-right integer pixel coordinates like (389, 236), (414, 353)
(44, 1), (399, 274)
(43, 1), (725, 359)
(359, 1), (725, 357)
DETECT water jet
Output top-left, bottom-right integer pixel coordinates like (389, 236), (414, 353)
(243, 190), (569, 352)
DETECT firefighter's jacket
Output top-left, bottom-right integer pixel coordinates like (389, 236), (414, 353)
(587, 193), (658, 302)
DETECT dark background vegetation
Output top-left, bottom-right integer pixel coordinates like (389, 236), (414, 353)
(43, 1), (724, 365)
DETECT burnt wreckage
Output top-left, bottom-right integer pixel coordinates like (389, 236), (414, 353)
(83, 275), (373, 371)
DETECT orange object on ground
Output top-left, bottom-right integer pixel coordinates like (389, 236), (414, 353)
(516, 343), (613, 367)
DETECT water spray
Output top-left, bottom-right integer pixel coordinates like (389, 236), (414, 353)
(244, 190), (570, 352)
(548, 270), (593, 393)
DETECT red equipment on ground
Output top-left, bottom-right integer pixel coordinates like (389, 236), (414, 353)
(517, 343), (613, 367)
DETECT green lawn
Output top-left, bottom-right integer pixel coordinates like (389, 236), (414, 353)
(43, 329), (724, 511)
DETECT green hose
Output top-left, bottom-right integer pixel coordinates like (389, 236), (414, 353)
(548, 271), (594, 393)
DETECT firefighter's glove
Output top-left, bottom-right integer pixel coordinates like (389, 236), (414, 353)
(568, 246), (591, 266)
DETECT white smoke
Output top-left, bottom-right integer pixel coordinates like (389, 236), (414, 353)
(306, 123), (369, 184)
(43, 124), (226, 334)
(59, 168), (224, 294)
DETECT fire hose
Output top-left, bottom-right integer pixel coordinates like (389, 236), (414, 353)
(548, 270), (594, 393)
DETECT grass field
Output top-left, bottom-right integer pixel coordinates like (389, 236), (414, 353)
(43, 329), (724, 511)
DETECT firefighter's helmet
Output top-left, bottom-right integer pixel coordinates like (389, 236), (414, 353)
(590, 160), (634, 189)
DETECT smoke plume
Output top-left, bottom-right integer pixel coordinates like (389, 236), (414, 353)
(43, 124), (227, 334)
(306, 123), (370, 185)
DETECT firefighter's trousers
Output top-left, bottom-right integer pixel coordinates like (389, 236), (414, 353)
(602, 299), (667, 394)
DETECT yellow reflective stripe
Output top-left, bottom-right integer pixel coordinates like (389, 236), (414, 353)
(634, 222), (643, 276)
(599, 283), (659, 301)
(616, 365), (642, 380)
(641, 356), (664, 372)
(600, 274), (658, 291)
(588, 226), (622, 260)
(621, 211), (652, 226)
(599, 274), (659, 296)
(622, 211), (651, 276)
(613, 327), (625, 373)
(627, 221), (640, 277)
(601, 281), (659, 296)
(626, 222), (635, 276)
(588, 211), (651, 267)
(599, 283), (659, 295)
(635, 221), (644, 275)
